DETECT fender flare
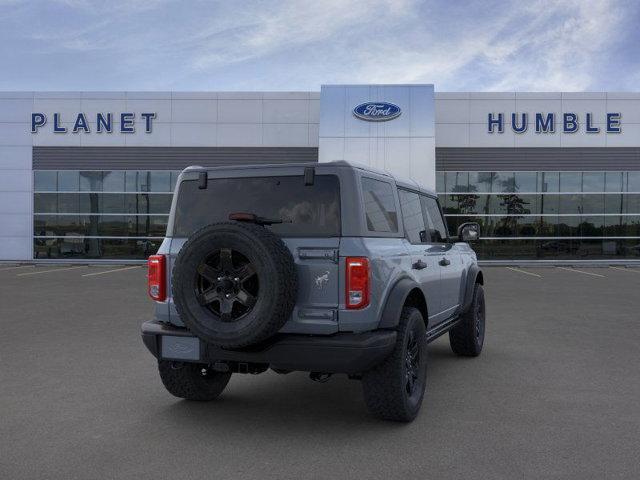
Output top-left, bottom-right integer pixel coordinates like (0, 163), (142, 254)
(460, 264), (483, 314)
(378, 277), (424, 329)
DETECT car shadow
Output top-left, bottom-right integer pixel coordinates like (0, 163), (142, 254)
(147, 339), (465, 434)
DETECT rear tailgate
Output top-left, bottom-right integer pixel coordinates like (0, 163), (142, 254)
(280, 238), (340, 334)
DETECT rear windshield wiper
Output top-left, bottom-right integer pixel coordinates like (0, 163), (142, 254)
(229, 212), (290, 226)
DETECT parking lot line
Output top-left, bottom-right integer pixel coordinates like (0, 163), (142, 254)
(609, 266), (640, 274)
(556, 266), (606, 278)
(0, 265), (34, 272)
(16, 266), (87, 277)
(505, 267), (542, 278)
(82, 266), (143, 277)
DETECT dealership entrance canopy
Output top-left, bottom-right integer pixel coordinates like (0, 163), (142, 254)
(1, 85), (639, 262)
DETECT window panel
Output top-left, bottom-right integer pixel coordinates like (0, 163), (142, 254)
(581, 194), (604, 214)
(445, 172), (469, 193)
(34, 238), (161, 260)
(34, 171), (57, 191)
(57, 193), (80, 213)
(361, 178), (398, 233)
(57, 171), (79, 192)
(469, 172), (493, 193)
(436, 172), (445, 193)
(558, 217), (580, 237)
(492, 172), (515, 192)
(102, 171), (126, 192)
(623, 194), (640, 215)
(579, 216), (604, 236)
(559, 194), (581, 214)
(604, 172), (623, 192)
(627, 172), (640, 192)
(399, 190), (427, 244)
(421, 196), (448, 242)
(514, 172), (537, 192)
(148, 171), (172, 192)
(538, 172), (559, 192)
(34, 193), (58, 213)
(515, 216), (539, 237)
(605, 194), (624, 214)
(560, 172), (582, 192)
(457, 193), (483, 215)
(79, 172), (103, 191)
(582, 172), (605, 192)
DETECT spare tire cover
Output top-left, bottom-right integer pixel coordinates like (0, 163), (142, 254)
(172, 222), (298, 348)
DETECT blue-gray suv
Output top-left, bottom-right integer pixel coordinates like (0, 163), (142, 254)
(142, 161), (485, 422)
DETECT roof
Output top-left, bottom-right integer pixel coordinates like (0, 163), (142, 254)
(183, 160), (435, 196)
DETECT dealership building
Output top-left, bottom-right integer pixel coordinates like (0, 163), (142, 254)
(1, 84), (639, 262)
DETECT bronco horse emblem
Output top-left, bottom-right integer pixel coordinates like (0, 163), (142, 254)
(315, 271), (330, 289)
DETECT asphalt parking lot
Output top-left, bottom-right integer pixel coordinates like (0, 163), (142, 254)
(1, 264), (639, 479)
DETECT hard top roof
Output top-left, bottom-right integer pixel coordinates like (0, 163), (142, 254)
(184, 160), (435, 196)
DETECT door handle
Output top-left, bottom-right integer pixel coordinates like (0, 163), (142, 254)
(439, 257), (451, 267)
(412, 259), (428, 270)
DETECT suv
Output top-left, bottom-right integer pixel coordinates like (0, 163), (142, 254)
(141, 161), (485, 422)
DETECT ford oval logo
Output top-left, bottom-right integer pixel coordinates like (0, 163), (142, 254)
(353, 102), (401, 122)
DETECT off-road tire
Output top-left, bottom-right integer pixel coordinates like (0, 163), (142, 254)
(362, 307), (428, 422)
(158, 360), (231, 401)
(449, 283), (485, 356)
(172, 222), (297, 348)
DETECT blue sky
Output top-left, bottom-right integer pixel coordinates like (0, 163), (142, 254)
(0, 0), (638, 91)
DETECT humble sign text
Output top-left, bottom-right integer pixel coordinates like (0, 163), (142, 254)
(488, 112), (621, 134)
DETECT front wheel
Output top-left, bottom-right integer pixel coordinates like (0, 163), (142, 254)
(362, 307), (428, 422)
(449, 283), (485, 356)
(158, 361), (231, 401)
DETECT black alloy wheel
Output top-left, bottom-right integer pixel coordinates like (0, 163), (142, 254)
(195, 248), (259, 322)
(405, 329), (421, 397)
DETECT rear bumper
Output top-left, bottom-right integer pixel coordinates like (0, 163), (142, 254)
(141, 320), (396, 374)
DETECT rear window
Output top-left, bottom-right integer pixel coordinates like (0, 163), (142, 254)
(173, 175), (341, 237)
(361, 177), (398, 233)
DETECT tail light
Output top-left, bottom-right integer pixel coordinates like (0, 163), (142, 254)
(346, 257), (370, 309)
(148, 255), (166, 301)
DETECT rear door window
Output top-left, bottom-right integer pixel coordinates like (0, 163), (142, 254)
(421, 195), (449, 243)
(173, 175), (341, 237)
(399, 189), (427, 244)
(361, 177), (398, 233)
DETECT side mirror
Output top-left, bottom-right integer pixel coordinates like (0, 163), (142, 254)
(458, 222), (480, 242)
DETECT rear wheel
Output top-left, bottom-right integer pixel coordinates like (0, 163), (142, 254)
(362, 307), (427, 422)
(158, 360), (231, 401)
(449, 283), (485, 356)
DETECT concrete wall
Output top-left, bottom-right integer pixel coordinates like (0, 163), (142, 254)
(0, 91), (321, 260)
(434, 92), (640, 148)
(318, 85), (436, 190)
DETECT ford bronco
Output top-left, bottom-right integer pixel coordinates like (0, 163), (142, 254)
(141, 161), (485, 422)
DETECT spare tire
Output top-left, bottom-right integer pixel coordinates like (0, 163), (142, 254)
(172, 222), (297, 348)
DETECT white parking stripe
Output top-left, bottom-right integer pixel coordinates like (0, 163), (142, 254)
(82, 266), (143, 277)
(557, 266), (606, 278)
(506, 267), (542, 278)
(0, 265), (34, 272)
(609, 266), (640, 274)
(17, 266), (86, 276)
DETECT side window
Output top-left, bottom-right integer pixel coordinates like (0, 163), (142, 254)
(361, 177), (398, 233)
(421, 195), (448, 243)
(398, 189), (427, 244)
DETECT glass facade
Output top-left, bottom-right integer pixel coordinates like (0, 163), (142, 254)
(437, 171), (640, 260)
(33, 169), (640, 261)
(33, 170), (180, 259)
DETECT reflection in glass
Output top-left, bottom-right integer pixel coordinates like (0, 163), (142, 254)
(560, 172), (582, 192)
(34, 171), (57, 191)
(582, 172), (605, 192)
(538, 172), (559, 192)
(57, 171), (79, 192)
(514, 172), (537, 192)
